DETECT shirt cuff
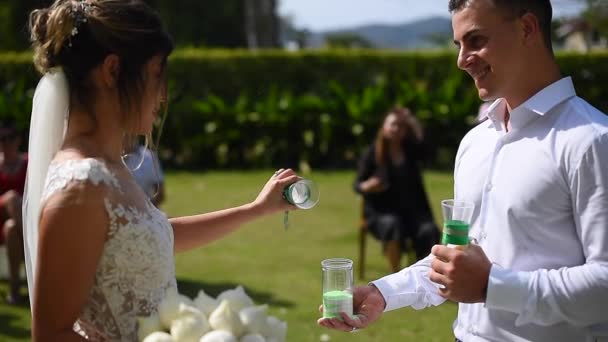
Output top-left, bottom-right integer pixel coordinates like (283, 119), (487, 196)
(485, 264), (531, 314)
(370, 277), (400, 312)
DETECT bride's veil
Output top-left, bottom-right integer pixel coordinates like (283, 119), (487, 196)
(22, 68), (69, 310)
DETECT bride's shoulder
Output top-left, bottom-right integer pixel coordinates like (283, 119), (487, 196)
(42, 154), (121, 204)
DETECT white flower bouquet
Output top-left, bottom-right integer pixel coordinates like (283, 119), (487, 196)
(139, 286), (287, 342)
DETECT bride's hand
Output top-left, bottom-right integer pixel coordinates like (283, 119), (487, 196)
(252, 168), (299, 215)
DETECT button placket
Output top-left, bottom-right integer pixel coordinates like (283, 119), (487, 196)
(479, 140), (503, 230)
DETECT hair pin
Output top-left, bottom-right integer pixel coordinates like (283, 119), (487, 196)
(68, 1), (92, 46)
(69, 1), (91, 35)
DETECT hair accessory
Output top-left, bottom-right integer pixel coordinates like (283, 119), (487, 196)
(68, 0), (92, 44)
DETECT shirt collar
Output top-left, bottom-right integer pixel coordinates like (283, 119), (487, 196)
(484, 99), (508, 132)
(482, 77), (577, 132)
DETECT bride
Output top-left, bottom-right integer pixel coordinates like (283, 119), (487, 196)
(23, 1), (298, 340)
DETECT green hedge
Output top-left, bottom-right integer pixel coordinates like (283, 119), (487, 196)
(1, 50), (607, 169)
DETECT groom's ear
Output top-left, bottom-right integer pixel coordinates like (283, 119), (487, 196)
(100, 54), (121, 88)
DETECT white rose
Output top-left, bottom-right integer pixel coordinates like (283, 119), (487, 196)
(159, 287), (182, 329)
(209, 300), (244, 337)
(143, 331), (174, 342)
(137, 312), (163, 342)
(238, 305), (267, 335)
(179, 294), (195, 307)
(170, 315), (210, 342)
(240, 333), (266, 342)
(179, 303), (204, 318)
(194, 290), (219, 316)
(159, 288), (196, 328)
(216, 286), (254, 312)
(262, 316), (286, 342)
(199, 330), (238, 342)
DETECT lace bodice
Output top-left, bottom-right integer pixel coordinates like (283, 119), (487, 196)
(42, 158), (176, 341)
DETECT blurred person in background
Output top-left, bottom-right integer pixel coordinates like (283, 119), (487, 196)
(124, 142), (165, 208)
(0, 119), (28, 305)
(353, 106), (439, 273)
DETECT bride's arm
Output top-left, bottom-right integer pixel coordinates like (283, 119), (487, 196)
(32, 185), (108, 342)
(170, 169), (298, 253)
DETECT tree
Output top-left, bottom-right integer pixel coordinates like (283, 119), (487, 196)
(2, 0), (52, 50)
(324, 33), (374, 49)
(423, 32), (454, 49)
(279, 14), (311, 49)
(244, 0), (280, 49)
(580, 0), (608, 39)
(0, 0), (282, 50)
(150, 0), (247, 48)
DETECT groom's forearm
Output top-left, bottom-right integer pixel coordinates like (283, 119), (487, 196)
(169, 201), (264, 253)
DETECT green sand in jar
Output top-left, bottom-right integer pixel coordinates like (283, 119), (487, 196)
(442, 219), (470, 246)
(322, 290), (353, 319)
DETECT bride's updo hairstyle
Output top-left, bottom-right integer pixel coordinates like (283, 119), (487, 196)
(29, 0), (174, 121)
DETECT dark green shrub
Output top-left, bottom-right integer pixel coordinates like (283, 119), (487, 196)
(1, 50), (606, 169)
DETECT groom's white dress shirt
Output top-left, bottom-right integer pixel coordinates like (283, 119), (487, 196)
(372, 77), (608, 342)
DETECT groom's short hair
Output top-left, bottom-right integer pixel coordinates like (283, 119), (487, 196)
(448, 0), (553, 52)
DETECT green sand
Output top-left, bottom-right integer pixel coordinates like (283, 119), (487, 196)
(323, 290), (353, 319)
(442, 219), (470, 246)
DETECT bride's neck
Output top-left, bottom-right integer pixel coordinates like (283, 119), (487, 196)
(63, 104), (125, 163)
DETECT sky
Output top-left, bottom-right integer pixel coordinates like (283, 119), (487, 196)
(278, 0), (587, 32)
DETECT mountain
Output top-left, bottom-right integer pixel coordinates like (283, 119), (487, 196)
(305, 16), (454, 50)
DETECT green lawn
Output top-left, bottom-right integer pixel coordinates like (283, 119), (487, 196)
(0, 170), (457, 341)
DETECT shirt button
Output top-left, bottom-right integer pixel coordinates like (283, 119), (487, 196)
(481, 231), (488, 239)
(486, 183), (493, 192)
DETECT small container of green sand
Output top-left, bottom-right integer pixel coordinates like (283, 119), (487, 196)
(321, 258), (353, 319)
(441, 199), (474, 249)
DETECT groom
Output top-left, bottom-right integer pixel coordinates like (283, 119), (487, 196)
(318, 0), (608, 341)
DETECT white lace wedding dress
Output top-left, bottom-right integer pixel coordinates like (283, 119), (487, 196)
(41, 158), (176, 341)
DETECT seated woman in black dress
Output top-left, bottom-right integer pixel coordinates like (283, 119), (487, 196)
(354, 107), (439, 272)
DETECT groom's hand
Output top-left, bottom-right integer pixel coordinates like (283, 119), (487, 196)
(429, 243), (491, 303)
(317, 285), (386, 332)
